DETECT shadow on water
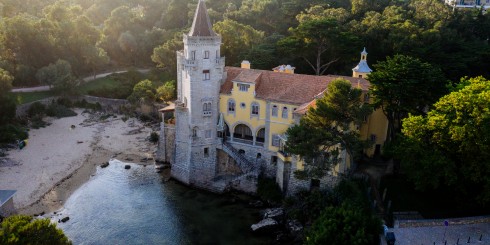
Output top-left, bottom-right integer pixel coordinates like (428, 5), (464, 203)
(55, 160), (272, 245)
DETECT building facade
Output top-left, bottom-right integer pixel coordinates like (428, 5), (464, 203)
(158, 0), (388, 195)
(444, 0), (490, 9)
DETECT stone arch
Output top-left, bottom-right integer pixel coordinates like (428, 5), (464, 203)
(233, 124), (253, 141)
(256, 127), (266, 143)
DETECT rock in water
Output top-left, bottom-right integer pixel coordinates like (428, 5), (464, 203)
(263, 208), (284, 221)
(100, 162), (109, 168)
(61, 217), (70, 223)
(125, 165), (131, 169)
(251, 218), (278, 232)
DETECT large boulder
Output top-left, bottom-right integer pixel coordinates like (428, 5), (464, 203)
(251, 218), (279, 233)
(287, 219), (303, 234)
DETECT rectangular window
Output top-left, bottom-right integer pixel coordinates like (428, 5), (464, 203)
(204, 147), (209, 157)
(238, 84), (249, 92)
(216, 50), (219, 58)
(272, 105), (278, 117)
(204, 51), (209, 59)
(271, 134), (280, 147)
(251, 104), (259, 115)
(203, 102), (212, 116)
(228, 101), (235, 112)
(203, 70), (210, 80)
(282, 107), (288, 119)
(205, 130), (212, 138)
(191, 51), (196, 60)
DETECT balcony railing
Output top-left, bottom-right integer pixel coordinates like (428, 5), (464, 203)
(185, 59), (197, 67)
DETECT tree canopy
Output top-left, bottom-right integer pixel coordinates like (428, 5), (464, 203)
(397, 76), (490, 205)
(0, 215), (72, 245)
(286, 79), (371, 178)
(368, 54), (448, 142)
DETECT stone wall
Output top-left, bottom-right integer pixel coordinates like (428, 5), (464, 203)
(0, 199), (16, 217)
(155, 123), (175, 164)
(16, 97), (59, 118)
(80, 95), (130, 113)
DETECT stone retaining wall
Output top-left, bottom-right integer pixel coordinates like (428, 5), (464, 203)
(396, 215), (490, 228)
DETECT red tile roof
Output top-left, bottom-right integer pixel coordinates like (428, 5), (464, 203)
(221, 67), (370, 105)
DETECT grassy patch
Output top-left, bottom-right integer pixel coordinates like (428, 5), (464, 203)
(12, 91), (56, 104)
(380, 175), (489, 219)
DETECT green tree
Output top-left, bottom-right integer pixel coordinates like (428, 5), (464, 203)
(156, 80), (175, 102)
(37, 59), (77, 97)
(305, 203), (381, 245)
(128, 79), (156, 104)
(213, 19), (264, 66)
(286, 79), (371, 179)
(397, 76), (490, 205)
(0, 215), (72, 245)
(368, 55), (447, 142)
(0, 68), (15, 124)
(152, 32), (183, 76)
(278, 17), (359, 75)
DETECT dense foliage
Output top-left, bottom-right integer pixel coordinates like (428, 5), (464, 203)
(0, 215), (72, 245)
(286, 79), (371, 178)
(1, 0), (488, 87)
(396, 77), (490, 205)
(285, 180), (381, 244)
(368, 55), (448, 142)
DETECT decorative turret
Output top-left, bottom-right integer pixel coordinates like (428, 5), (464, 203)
(188, 0), (216, 37)
(352, 48), (372, 78)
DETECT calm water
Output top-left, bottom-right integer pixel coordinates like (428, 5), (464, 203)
(55, 160), (271, 245)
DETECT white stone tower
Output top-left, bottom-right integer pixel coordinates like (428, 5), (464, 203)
(172, 0), (225, 188)
(352, 47), (372, 78)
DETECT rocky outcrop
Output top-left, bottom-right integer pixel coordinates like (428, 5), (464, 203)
(263, 208), (284, 221)
(251, 218), (279, 232)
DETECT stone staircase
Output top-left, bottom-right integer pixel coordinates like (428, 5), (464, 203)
(212, 141), (259, 192)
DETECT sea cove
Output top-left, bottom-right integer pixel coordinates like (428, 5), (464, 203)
(54, 160), (272, 245)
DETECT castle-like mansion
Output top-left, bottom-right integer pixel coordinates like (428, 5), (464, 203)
(157, 0), (388, 195)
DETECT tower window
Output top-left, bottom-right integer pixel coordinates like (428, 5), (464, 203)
(192, 127), (198, 137)
(191, 51), (196, 60)
(203, 102), (212, 116)
(204, 51), (209, 59)
(216, 50), (219, 58)
(204, 147), (209, 157)
(272, 105), (278, 117)
(203, 70), (210, 80)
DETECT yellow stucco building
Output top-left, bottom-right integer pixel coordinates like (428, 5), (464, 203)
(158, 0), (388, 194)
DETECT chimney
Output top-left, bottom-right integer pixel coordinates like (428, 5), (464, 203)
(241, 60), (251, 69)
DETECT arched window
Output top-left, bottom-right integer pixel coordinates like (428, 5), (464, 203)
(234, 124), (253, 141)
(256, 128), (265, 143)
(251, 103), (259, 116)
(228, 99), (235, 113)
(192, 127), (198, 137)
(282, 107), (288, 119)
(203, 102), (212, 115)
(272, 105), (278, 117)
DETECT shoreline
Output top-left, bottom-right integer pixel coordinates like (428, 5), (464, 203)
(0, 110), (158, 216)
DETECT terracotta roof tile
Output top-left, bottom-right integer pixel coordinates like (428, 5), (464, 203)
(221, 67), (370, 105)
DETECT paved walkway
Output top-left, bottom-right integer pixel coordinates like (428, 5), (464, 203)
(381, 216), (490, 245)
(11, 68), (151, 93)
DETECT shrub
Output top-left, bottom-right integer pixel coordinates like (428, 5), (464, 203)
(149, 132), (159, 143)
(0, 124), (28, 144)
(27, 102), (46, 118)
(46, 104), (77, 118)
(256, 176), (283, 204)
(0, 215), (72, 245)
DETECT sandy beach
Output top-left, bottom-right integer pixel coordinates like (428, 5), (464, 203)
(0, 110), (158, 215)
